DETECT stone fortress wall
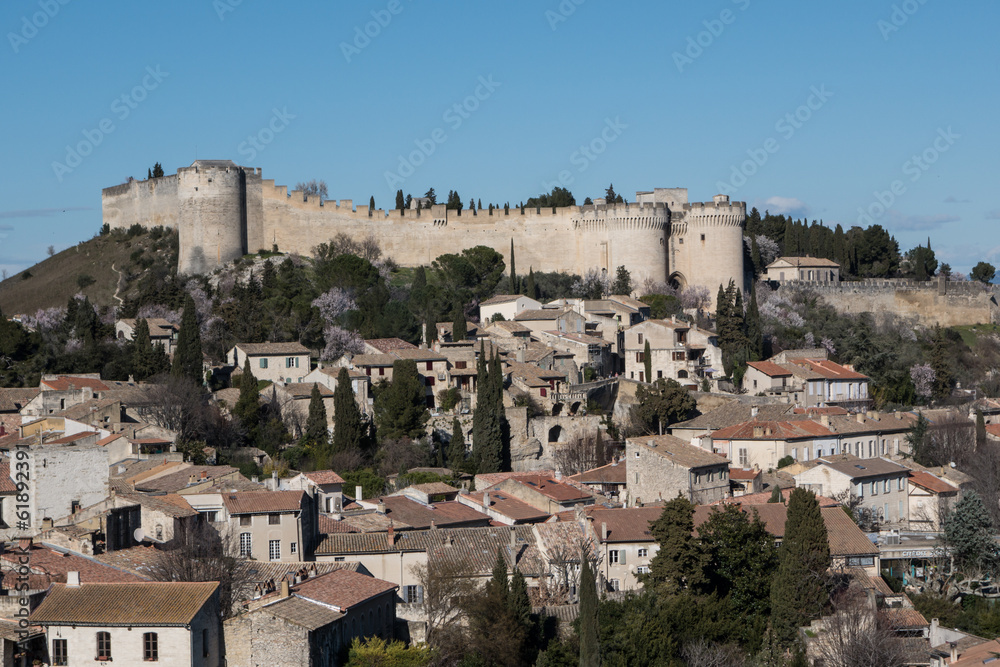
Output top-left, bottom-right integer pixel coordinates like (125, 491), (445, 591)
(102, 160), (748, 299)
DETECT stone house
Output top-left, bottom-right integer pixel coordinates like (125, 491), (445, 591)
(907, 471), (960, 532)
(227, 342), (311, 384)
(223, 490), (320, 562)
(782, 358), (871, 409)
(270, 382), (335, 436)
(625, 435), (730, 506)
(488, 474), (594, 515)
(623, 318), (720, 387)
(479, 294), (542, 322)
(728, 467), (762, 496)
(507, 361), (566, 401)
(390, 348), (450, 408)
(536, 330), (613, 378)
(744, 361), (793, 395)
(568, 461), (627, 502)
(513, 308), (587, 337)
(223, 570), (397, 667)
(285, 470), (346, 515)
(301, 365), (370, 415)
(435, 321), (488, 343)
(585, 507), (662, 592)
(482, 319), (532, 345)
(115, 317), (179, 356)
(764, 256), (840, 283)
(457, 489), (552, 525)
(30, 580), (221, 666)
(794, 457), (911, 528)
(709, 417), (837, 471)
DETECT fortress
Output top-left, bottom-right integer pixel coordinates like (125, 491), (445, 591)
(102, 160), (747, 296)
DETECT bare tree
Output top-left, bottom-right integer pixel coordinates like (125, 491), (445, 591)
(812, 587), (907, 667)
(147, 520), (254, 620)
(134, 375), (211, 444)
(410, 555), (480, 650)
(681, 640), (747, 667)
(47, 245), (55, 256)
(552, 431), (614, 476)
(926, 412), (976, 466)
(295, 179), (328, 200)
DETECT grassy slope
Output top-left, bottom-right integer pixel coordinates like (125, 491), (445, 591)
(0, 230), (175, 315)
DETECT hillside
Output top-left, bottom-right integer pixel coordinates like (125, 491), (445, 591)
(0, 225), (178, 316)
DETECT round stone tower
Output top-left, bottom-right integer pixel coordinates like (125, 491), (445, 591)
(176, 160), (249, 275)
(668, 194), (746, 308)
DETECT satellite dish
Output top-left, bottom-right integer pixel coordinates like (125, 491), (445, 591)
(133, 528), (145, 542)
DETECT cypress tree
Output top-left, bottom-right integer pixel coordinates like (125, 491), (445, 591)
(746, 283), (764, 362)
(750, 234), (762, 277)
(234, 357), (261, 446)
(930, 326), (952, 399)
(131, 318), (169, 380)
(333, 367), (364, 454)
(478, 198), (483, 210)
(452, 307), (467, 342)
(648, 495), (708, 594)
(509, 239), (518, 294)
(770, 488), (830, 644)
(369, 195), (375, 214)
(448, 417), (466, 472)
(171, 293), (203, 384)
(373, 360), (429, 441)
(525, 268), (538, 300)
(977, 409), (987, 447)
(472, 342), (489, 471)
(489, 547), (509, 599)
(509, 568), (531, 629)
(578, 553), (599, 667)
(304, 383), (328, 445)
(395, 189), (405, 210)
(643, 340), (652, 383)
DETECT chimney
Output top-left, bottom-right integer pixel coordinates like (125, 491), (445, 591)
(856, 413), (865, 423)
(387, 523), (396, 547)
(601, 522), (608, 541)
(42, 517), (53, 530)
(280, 579), (290, 598)
(751, 406), (759, 418)
(510, 525), (517, 548)
(377, 501), (386, 514)
(820, 414), (830, 427)
(201, 470), (208, 480)
(355, 485), (363, 502)
(66, 571), (80, 587)
(950, 642), (958, 663)
(483, 491), (489, 508)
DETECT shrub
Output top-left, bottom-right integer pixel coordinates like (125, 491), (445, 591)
(437, 387), (461, 411)
(76, 274), (96, 289)
(777, 455), (795, 468)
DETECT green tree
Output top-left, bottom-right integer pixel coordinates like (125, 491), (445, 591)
(432, 246), (506, 308)
(374, 360), (429, 440)
(346, 636), (435, 666)
(605, 183), (617, 204)
(333, 367), (367, 456)
(509, 568), (531, 629)
(905, 242), (938, 280)
(473, 348), (504, 473)
(745, 283), (764, 362)
(424, 188), (437, 205)
(395, 189), (405, 211)
(977, 410), (987, 448)
(525, 267), (538, 300)
(525, 186), (576, 209)
(151, 162), (164, 178)
(610, 265), (632, 296)
(446, 189), (463, 211)
(578, 553), (599, 667)
(447, 417), (466, 473)
(929, 325), (953, 400)
(906, 413), (933, 466)
(770, 488), (830, 644)
(944, 489), (997, 572)
(233, 357), (261, 446)
(972, 261), (996, 284)
(631, 378), (696, 435)
(643, 340), (652, 383)
(508, 239), (518, 294)
(131, 318), (170, 380)
(304, 383), (328, 444)
(452, 307), (467, 342)
(171, 293), (203, 384)
(648, 495), (708, 593)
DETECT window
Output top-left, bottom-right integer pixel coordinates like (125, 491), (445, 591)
(636, 351), (644, 363)
(456, 361), (467, 369)
(636, 565), (651, 574)
(679, 237), (684, 244)
(260, 358), (268, 369)
(638, 548), (648, 558)
(52, 639), (68, 666)
(268, 513), (280, 525)
(240, 515), (251, 526)
(97, 631), (111, 660)
(334, 556), (345, 562)
(871, 482), (878, 496)
(269, 539), (281, 560)
(673, 351), (685, 361)
(608, 550), (620, 564)
(203, 628), (209, 658)
(291, 542), (297, 555)
(884, 480), (890, 493)
(425, 361), (433, 371)
(240, 532), (251, 557)
(856, 483), (863, 497)
(203, 510), (218, 523)
(286, 356), (297, 368)
(657, 370), (663, 379)
(143, 632), (158, 661)
(609, 578), (621, 591)
(699, 234), (706, 241)
(898, 477), (904, 491)
(846, 556), (876, 567)
(739, 448), (748, 466)
(378, 367), (385, 376)
(404, 585), (424, 603)
(637, 333), (643, 344)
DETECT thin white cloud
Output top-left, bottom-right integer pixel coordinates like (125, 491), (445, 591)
(758, 196), (809, 217)
(0, 206), (91, 219)
(944, 196), (970, 204)
(885, 210), (959, 231)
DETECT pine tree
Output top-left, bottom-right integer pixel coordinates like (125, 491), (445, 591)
(131, 318), (169, 380)
(489, 547), (509, 599)
(745, 283), (764, 362)
(369, 195), (375, 214)
(171, 293), (203, 384)
(373, 360), (429, 441)
(333, 367), (365, 455)
(452, 307), (467, 342)
(750, 234), (762, 277)
(508, 239), (517, 294)
(234, 357), (261, 446)
(578, 553), (599, 667)
(605, 183), (617, 203)
(508, 568), (531, 629)
(395, 189), (405, 210)
(525, 268), (538, 300)
(930, 326), (953, 400)
(304, 383), (328, 446)
(770, 488), (830, 644)
(478, 198), (483, 210)
(648, 495), (708, 594)
(643, 340), (652, 383)
(944, 489), (996, 570)
(448, 417), (466, 472)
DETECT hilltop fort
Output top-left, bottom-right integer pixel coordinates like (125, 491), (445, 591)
(102, 160), (747, 296)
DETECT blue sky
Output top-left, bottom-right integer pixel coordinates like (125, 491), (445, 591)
(2, 0), (997, 277)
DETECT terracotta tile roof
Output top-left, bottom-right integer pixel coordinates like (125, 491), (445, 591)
(514, 308), (570, 321)
(487, 320), (531, 333)
(501, 475), (592, 503)
(569, 461), (627, 485)
(792, 406), (850, 415)
(30, 582), (218, 626)
(0, 387), (39, 412)
(319, 514), (359, 534)
(235, 341), (310, 356)
(942, 638), (1000, 666)
(728, 467), (761, 481)
(280, 383), (334, 398)
(908, 470), (959, 494)
(53, 398), (122, 421)
(608, 295), (648, 310)
(47, 431), (101, 445)
(292, 569), (397, 610)
(481, 294), (528, 306)
(364, 338), (418, 353)
(376, 496), (490, 529)
(40, 376), (109, 392)
(629, 435), (730, 468)
(711, 419), (835, 441)
(223, 490), (305, 515)
(882, 606), (928, 629)
(747, 361), (793, 377)
(350, 353), (396, 367)
(119, 492), (198, 518)
(341, 512), (404, 532)
(407, 482), (460, 496)
(1, 543), (149, 588)
(304, 470), (345, 485)
(819, 457), (909, 480)
(135, 465), (239, 493)
(717, 504), (881, 556)
(476, 470), (556, 489)
(770, 256), (841, 268)
(390, 348), (448, 362)
(586, 507), (663, 543)
(461, 491), (551, 523)
(241, 561), (360, 587)
(672, 402), (800, 432)
(843, 567), (896, 597)
(0, 460), (16, 494)
(97, 433), (127, 446)
(789, 358), (868, 381)
(712, 487), (840, 508)
(257, 595), (344, 629)
(91, 546), (164, 578)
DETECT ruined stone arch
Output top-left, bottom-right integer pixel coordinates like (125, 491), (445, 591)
(669, 272), (688, 291)
(548, 425), (564, 442)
